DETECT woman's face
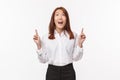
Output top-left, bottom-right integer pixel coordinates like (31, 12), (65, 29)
(54, 9), (66, 30)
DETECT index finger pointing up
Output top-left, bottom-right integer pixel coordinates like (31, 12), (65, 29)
(81, 28), (84, 33)
(35, 29), (38, 35)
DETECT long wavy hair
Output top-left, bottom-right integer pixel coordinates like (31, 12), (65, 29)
(48, 7), (74, 39)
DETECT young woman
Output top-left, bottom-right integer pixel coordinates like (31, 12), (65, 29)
(33, 7), (86, 80)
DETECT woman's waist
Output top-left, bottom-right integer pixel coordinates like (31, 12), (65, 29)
(48, 62), (73, 70)
(48, 58), (73, 66)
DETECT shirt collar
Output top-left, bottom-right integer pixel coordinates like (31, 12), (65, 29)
(54, 29), (69, 37)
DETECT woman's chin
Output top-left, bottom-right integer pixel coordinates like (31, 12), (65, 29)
(56, 26), (64, 29)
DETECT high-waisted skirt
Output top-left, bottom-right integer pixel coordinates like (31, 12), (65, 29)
(46, 63), (76, 80)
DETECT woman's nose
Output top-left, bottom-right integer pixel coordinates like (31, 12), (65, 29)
(58, 15), (62, 19)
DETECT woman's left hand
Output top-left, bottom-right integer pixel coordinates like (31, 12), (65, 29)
(79, 28), (86, 48)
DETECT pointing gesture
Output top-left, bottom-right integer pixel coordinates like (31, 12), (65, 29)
(35, 29), (38, 36)
(33, 29), (41, 49)
(79, 28), (86, 48)
(80, 28), (86, 39)
(81, 28), (84, 33)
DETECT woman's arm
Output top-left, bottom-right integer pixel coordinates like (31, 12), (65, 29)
(33, 30), (48, 63)
(72, 29), (86, 61)
(36, 35), (49, 63)
(72, 33), (84, 61)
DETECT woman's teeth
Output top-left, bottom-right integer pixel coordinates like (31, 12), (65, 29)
(58, 22), (63, 24)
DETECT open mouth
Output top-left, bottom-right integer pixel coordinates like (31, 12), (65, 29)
(58, 22), (63, 24)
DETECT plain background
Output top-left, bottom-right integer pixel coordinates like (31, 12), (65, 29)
(0, 0), (120, 80)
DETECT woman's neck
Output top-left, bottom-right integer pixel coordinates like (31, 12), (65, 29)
(55, 28), (64, 35)
(56, 28), (64, 35)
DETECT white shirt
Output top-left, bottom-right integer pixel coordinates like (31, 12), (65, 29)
(36, 30), (83, 66)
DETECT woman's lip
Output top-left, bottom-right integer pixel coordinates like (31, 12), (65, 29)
(58, 22), (63, 24)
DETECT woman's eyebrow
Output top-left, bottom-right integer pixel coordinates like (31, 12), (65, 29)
(55, 12), (64, 14)
(55, 12), (60, 14)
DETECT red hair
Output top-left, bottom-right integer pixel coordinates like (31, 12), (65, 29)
(48, 7), (74, 39)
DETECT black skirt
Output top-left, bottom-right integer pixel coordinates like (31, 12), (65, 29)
(46, 63), (76, 80)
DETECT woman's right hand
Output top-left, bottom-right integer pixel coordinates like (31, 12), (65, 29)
(33, 29), (41, 49)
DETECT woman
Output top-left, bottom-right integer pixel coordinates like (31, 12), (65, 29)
(33, 7), (86, 80)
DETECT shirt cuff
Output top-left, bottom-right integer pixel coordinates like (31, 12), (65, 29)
(77, 45), (83, 52)
(36, 48), (43, 56)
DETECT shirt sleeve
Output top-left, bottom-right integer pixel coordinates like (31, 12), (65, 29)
(72, 32), (83, 61)
(36, 34), (48, 63)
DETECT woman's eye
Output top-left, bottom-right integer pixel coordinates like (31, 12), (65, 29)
(55, 13), (65, 17)
(62, 14), (65, 16)
(55, 14), (59, 16)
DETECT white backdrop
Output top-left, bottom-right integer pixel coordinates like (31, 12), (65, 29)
(0, 0), (120, 80)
